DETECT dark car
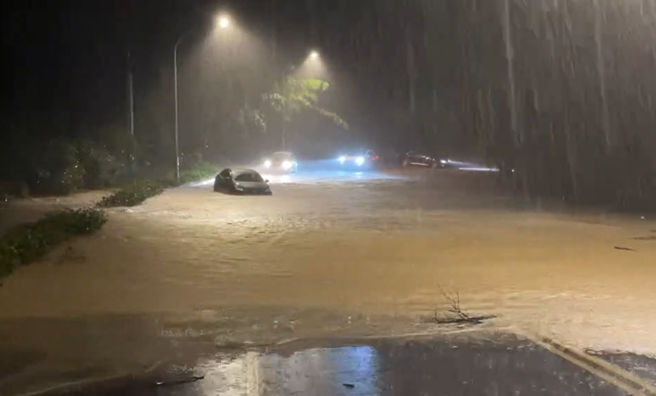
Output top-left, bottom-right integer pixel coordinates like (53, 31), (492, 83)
(400, 151), (445, 169)
(213, 168), (272, 195)
(262, 151), (298, 173)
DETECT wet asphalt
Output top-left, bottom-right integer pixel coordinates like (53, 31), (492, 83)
(16, 332), (656, 396)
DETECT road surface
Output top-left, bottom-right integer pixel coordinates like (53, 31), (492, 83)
(1, 169), (655, 394)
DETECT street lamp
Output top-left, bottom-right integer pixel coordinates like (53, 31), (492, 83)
(173, 14), (232, 183)
(218, 15), (231, 29)
(309, 50), (319, 60)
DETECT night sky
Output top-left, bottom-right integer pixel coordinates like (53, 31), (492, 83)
(3, 0), (226, 126)
(2, 1), (460, 152)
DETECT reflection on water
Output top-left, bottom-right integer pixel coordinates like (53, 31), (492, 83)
(197, 352), (261, 396)
(457, 167), (499, 172)
(5, 335), (647, 395)
(195, 346), (379, 396)
(179, 338), (632, 396)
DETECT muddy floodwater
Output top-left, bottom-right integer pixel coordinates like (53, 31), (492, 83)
(1, 170), (655, 393)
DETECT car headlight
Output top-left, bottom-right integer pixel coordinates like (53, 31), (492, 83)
(355, 157), (365, 166)
(264, 160), (272, 168)
(282, 160), (293, 170)
(440, 159), (447, 164)
(234, 184), (244, 191)
(338, 156), (346, 164)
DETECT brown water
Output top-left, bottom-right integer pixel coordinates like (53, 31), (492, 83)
(1, 171), (655, 382)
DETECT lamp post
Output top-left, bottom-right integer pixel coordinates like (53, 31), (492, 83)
(173, 14), (232, 183)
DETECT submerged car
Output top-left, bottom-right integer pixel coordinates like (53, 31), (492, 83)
(213, 168), (272, 195)
(262, 152), (298, 173)
(337, 149), (379, 169)
(400, 151), (447, 169)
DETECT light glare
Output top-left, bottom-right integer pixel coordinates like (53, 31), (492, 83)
(218, 15), (231, 29)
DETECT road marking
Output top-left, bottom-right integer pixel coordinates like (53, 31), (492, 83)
(516, 330), (656, 396)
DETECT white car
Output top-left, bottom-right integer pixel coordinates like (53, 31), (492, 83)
(337, 150), (379, 169)
(262, 152), (299, 173)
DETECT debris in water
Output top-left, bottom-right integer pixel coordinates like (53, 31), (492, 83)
(614, 246), (636, 252)
(156, 375), (204, 387)
(632, 236), (656, 241)
(343, 383), (355, 389)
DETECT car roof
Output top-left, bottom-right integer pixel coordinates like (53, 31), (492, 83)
(225, 168), (261, 176)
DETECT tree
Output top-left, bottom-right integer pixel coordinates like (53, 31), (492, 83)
(261, 76), (348, 149)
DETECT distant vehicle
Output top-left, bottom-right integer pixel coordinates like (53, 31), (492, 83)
(213, 168), (272, 195)
(400, 151), (447, 169)
(262, 152), (298, 173)
(337, 149), (380, 169)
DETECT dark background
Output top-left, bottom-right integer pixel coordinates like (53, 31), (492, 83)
(2, 1), (471, 156)
(3, 0), (656, 207)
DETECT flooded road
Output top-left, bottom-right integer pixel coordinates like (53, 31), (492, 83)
(12, 332), (653, 396)
(1, 169), (655, 394)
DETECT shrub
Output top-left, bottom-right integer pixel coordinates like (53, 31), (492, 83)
(97, 179), (164, 208)
(77, 141), (126, 189)
(179, 161), (218, 184)
(162, 161), (219, 186)
(29, 139), (86, 196)
(0, 208), (107, 278)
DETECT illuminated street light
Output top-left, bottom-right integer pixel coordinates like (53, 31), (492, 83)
(174, 13), (233, 182)
(309, 50), (320, 60)
(218, 15), (231, 29)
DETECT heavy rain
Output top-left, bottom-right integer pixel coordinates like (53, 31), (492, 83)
(1, 1), (656, 395)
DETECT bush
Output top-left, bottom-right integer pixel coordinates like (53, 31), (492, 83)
(179, 161), (218, 185)
(97, 179), (164, 208)
(162, 161), (219, 186)
(0, 208), (107, 278)
(77, 141), (127, 189)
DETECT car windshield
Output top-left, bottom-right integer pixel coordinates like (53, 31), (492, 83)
(4, 1), (656, 395)
(272, 153), (291, 161)
(234, 172), (264, 182)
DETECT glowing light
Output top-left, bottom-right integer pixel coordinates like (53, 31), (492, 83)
(282, 160), (293, 170)
(338, 156), (346, 164)
(355, 157), (365, 166)
(218, 15), (231, 29)
(309, 50), (319, 60)
(264, 160), (272, 168)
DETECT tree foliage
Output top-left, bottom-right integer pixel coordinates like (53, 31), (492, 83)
(262, 76), (348, 130)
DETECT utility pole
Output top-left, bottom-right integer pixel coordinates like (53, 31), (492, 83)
(127, 52), (135, 139)
(503, 0), (520, 146)
(127, 51), (136, 172)
(594, 0), (611, 149)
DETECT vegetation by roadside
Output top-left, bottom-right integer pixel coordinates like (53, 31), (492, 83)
(97, 179), (164, 208)
(97, 161), (219, 208)
(0, 208), (107, 278)
(161, 161), (219, 187)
